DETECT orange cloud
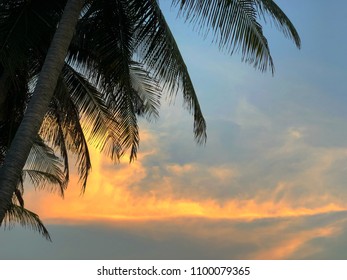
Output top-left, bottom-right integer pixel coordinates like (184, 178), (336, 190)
(20, 127), (347, 260)
(24, 145), (347, 224)
(250, 225), (338, 259)
(20, 129), (347, 260)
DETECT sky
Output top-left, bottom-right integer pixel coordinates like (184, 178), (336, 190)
(2, 0), (347, 259)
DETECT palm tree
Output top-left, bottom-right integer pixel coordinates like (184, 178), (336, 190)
(0, 0), (85, 225)
(0, 0), (163, 237)
(0, 0), (300, 225)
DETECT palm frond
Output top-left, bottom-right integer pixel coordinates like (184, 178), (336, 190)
(22, 169), (65, 189)
(58, 107), (92, 193)
(67, 1), (156, 159)
(172, 0), (275, 73)
(23, 137), (66, 196)
(107, 85), (140, 162)
(3, 203), (51, 241)
(129, 62), (161, 120)
(41, 80), (92, 192)
(40, 105), (71, 191)
(134, 0), (207, 143)
(67, 0), (135, 86)
(62, 64), (120, 153)
(254, 0), (301, 48)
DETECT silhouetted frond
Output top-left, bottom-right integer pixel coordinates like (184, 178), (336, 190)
(23, 137), (66, 196)
(254, 0), (301, 48)
(3, 204), (51, 241)
(134, 0), (207, 143)
(172, 0), (274, 73)
(129, 62), (161, 120)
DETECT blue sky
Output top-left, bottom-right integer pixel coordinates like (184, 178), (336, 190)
(2, 0), (347, 259)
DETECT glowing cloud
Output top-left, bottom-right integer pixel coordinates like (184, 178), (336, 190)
(24, 145), (347, 223)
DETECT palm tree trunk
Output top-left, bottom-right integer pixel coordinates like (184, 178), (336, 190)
(0, 0), (85, 224)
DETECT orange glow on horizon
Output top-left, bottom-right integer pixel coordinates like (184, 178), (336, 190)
(24, 143), (347, 223)
(31, 194), (347, 223)
(23, 130), (347, 225)
(22, 129), (347, 260)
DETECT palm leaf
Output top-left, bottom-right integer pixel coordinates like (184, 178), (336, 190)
(112, 85), (139, 162)
(67, 0), (135, 86)
(62, 64), (120, 154)
(3, 203), (51, 241)
(23, 137), (66, 196)
(40, 103), (71, 191)
(172, 0), (275, 72)
(129, 62), (161, 120)
(134, 0), (207, 143)
(254, 0), (301, 48)
(67, 1), (154, 160)
(41, 83), (92, 192)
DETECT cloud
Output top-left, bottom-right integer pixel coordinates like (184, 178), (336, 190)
(24, 125), (347, 224)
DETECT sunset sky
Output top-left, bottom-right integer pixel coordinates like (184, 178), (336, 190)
(2, 0), (347, 259)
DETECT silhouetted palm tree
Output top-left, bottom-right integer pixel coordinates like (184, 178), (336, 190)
(0, 0), (163, 235)
(0, 0), (163, 237)
(0, 0), (300, 229)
